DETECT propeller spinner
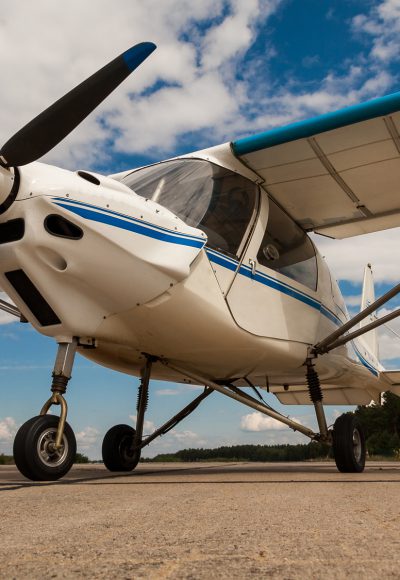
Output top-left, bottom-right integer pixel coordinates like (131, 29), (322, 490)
(0, 42), (156, 168)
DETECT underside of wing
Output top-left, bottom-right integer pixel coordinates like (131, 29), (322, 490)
(232, 91), (400, 238)
(271, 384), (381, 406)
(381, 370), (400, 396)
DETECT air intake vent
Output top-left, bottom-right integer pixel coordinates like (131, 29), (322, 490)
(44, 214), (83, 240)
(0, 218), (24, 244)
(5, 269), (61, 326)
(77, 171), (100, 185)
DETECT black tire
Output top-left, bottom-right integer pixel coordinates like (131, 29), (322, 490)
(13, 415), (76, 481)
(333, 413), (366, 473)
(102, 424), (141, 472)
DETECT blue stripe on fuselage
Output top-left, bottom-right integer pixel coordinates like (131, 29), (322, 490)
(206, 249), (379, 376)
(52, 199), (205, 249)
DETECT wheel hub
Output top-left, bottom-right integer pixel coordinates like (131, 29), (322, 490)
(120, 435), (136, 460)
(353, 428), (362, 463)
(37, 427), (68, 467)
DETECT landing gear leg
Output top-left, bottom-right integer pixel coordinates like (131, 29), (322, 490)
(13, 338), (78, 481)
(102, 355), (155, 471)
(306, 361), (329, 440)
(306, 359), (366, 472)
(102, 356), (213, 471)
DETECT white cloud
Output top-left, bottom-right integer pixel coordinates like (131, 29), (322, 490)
(240, 411), (288, 432)
(0, 0), (284, 169)
(129, 415), (206, 446)
(0, 417), (17, 441)
(312, 229), (400, 284)
(75, 426), (100, 450)
(344, 295), (362, 308)
(129, 415), (156, 434)
(0, 365), (50, 370)
(376, 307), (400, 363)
(352, 0), (400, 64)
(0, 0), (395, 177)
(0, 312), (17, 326)
(168, 429), (207, 445)
(200, 0), (279, 71)
(156, 389), (181, 396)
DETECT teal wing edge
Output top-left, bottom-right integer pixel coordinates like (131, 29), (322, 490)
(231, 90), (400, 239)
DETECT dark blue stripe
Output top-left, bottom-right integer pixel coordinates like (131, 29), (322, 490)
(320, 305), (342, 326)
(353, 345), (379, 377)
(54, 202), (204, 248)
(206, 248), (342, 324)
(233, 90), (400, 156)
(207, 250), (379, 376)
(239, 264), (322, 311)
(206, 250), (238, 272)
(52, 197), (203, 243)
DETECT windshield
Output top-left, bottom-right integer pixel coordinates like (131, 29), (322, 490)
(122, 159), (258, 257)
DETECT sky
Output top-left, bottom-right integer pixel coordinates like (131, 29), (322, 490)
(1, 0), (400, 459)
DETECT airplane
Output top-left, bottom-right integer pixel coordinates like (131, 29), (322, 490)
(1, 41), (400, 481)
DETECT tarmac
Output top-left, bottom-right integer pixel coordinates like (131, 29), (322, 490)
(1, 461), (400, 579)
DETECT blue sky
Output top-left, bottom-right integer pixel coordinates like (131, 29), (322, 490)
(1, 0), (400, 458)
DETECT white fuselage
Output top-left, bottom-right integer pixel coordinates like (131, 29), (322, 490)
(0, 146), (386, 406)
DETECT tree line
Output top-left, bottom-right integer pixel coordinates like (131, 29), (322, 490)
(354, 391), (400, 457)
(145, 441), (330, 463)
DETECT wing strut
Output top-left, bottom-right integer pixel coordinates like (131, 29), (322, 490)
(162, 360), (317, 439)
(0, 297), (21, 319)
(312, 282), (400, 355)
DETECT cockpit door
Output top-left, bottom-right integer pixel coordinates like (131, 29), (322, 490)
(200, 168), (260, 294)
(226, 191), (321, 343)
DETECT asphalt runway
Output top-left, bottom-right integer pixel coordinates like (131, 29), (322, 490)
(1, 462), (399, 579)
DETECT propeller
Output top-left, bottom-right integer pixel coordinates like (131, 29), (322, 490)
(0, 42), (156, 168)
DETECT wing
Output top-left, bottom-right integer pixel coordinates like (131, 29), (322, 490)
(232, 91), (400, 238)
(381, 370), (400, 396)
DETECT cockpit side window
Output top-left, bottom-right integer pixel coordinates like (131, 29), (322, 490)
(122, 159), (258, 258)
(257, 197), (317, 291)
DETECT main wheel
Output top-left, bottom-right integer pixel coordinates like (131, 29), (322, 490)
(333, 413), (366, 473)
(13, 415), (76, 481)
(102, 424), (141, 472)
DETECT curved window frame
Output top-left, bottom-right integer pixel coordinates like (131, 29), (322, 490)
(256, 196), (318, 291)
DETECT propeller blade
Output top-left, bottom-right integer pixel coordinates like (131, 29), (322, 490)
(0, 42), (156, 168)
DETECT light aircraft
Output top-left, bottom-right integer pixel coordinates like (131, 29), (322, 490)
(1, 42), (400, 481)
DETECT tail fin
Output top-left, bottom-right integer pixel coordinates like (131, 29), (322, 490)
(360, 263), (379, 359)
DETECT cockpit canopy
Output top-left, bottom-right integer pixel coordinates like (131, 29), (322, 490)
(122, 159), (258, 257)
(122, 158), (317, 291)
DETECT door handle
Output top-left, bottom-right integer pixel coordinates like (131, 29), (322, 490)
(248, 259), (257, 276)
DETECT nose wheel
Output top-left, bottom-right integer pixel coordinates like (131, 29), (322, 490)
(13, 415), (76, 481)
(13, 338), (78, 481)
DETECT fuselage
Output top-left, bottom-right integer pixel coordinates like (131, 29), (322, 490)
(0, 143), (386, 405)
